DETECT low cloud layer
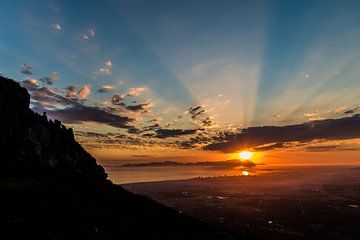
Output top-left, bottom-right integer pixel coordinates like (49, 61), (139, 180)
(155, 128), (202, 138)
(204, 115), (360, 152)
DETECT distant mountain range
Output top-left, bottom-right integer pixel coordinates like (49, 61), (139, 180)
(121, 160), (256, 168)
(0, 76), (244, 240)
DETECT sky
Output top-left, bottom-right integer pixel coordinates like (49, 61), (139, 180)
(1, 0), (360, 165)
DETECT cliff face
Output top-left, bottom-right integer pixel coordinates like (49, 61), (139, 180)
(0, 76), (107, 182)
(0, 76), (239, 240)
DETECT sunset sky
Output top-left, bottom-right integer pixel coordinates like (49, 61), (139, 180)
(1, 0), (360, 165)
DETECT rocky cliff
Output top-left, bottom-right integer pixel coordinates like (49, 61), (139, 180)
(0, 76), (240, 240)
(0, 76), (107, 182)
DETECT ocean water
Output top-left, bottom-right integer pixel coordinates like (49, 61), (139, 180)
(103, 164), (274, 184)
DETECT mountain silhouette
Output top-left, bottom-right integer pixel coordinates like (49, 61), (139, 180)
(0, 76), (241, 240)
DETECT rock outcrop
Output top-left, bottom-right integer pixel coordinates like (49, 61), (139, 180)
(0, 76), (107, 182)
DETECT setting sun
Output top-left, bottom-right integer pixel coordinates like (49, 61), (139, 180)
(238, 151), (253, 160)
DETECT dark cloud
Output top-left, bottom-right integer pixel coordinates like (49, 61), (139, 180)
(142, 123), (160, 132)
(20, 63), (33, 75)
(192, 109), (205, 119)
(253, 142), (285, 151)
(148, 118), (160, 123)
(125, 102), (151, 112)
(30, 87), (74, 108)
(75, 131), (110, 138)
(64, 85), (91, 102)
(188, 105), (206, 119)
(111, 94), (126, 105)
(187, 105), (213, 127)
(24, 83), (134, 129)
(204, 115), (360, 152)
(65, 86), (77, 97)
(155, 128), (201, 138)
(97, 85), (114, 94)
(202, 117), (213, 127)
(128, 128), (140, 134)
(344, 107), (359, 114)
(305, 145), (360, 152)
(306, 145), (338, 152)
(39, 72), (59, 85)
(131, 154), (151, 158)
(177, 134), (212, 149)
(97, 89), (107, 94)
(111, 93), (151, 113)
(37, 104), (134, 129)
(188, 106), (202, 114)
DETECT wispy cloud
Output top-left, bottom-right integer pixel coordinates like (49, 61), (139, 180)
(94, 60), (112, 75)
(128, 87), (146, 96)
(97, 85), (114, 93)
(83, 29), (95, 39)
(39, 72), (59, 85)
(51, 23), (62, 31)
(20, 63), (33, 75)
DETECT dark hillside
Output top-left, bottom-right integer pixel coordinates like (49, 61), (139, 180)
(0, 76), (242, 240)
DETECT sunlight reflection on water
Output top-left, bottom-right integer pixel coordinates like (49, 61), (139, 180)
(104, 165), (273, 184)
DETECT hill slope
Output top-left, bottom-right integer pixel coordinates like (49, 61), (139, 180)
(0, 76), (240, 240)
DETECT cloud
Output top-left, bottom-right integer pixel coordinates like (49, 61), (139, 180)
(186, 105), (213, 127)
(304, 112), (324, 121)
(96, 67), (111, 75)
(344, 107), (359, 115)
(64, 85), (91, 102)
(125, 102), (151, 112)
(128, 128), (141, 134)
(23, 82), (133, 129)
(20, 63), (33, 75)
(188, 106), (203, 118)
(77, 85), (91, 100)
(75, 131), (111, 138)
(97, 85), (114, 93)
(39, 72), (59, 85)
(306, 145), (338, 152)
(39, 104), (134, 129)
(83, 29), (95, 39)
(204, 115), (360, 152)
(110, 88), (149, 113)
(127, 87), (146, 97)
(111, 87), (146, 103)
(201, 117), (213, 127)
(142, 123), (160, 132)
(22, 78), (38, 89)
(155, 128), (201, 138)
(94, 60), (112, 75)
(105, 60), (112, 67)
(52, 23), (62, 31)
(30, 87), (74, 108)
(111, 94), (127, 105)
(88, 29), (95, 37)
(131, 154), (152, 158)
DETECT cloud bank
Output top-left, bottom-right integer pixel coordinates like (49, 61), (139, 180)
(204, 115), (360, 152)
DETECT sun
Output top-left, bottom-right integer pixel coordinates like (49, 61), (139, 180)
(238, 151), (253, 160)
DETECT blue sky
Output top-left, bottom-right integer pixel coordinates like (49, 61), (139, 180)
(1, 0), (360, 162)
